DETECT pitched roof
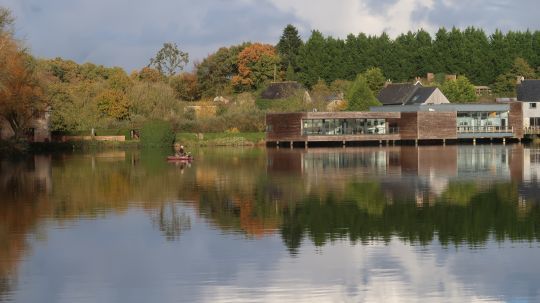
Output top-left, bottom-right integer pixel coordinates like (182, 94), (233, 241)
(261, 82), (304, 100)
(405, 87), (437, 105)
(377, 83), (418, 105)
(517, 80), (540, 102)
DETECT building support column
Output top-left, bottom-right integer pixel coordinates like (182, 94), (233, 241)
(503, 138), (506, 145)
(276, 141), (280, 149)
(290, 141), (293, 149)
(443, 139), (446, 146)
(305, 141), (308, 149)
(415, 139), (418, 147)
(343, 140), (346, 148)
(473, 138), (476, 146)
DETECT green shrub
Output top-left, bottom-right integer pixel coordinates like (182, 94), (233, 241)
(140, 120), (175, 147)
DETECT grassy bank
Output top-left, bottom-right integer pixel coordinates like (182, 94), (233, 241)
(30, 140), (140, 152)
(175, 132), (265, 147)
(1, 132), (266, 156)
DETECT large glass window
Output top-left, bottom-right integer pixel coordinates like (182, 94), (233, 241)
(456, 111), (509, 133)
(302, 118), (391, 135)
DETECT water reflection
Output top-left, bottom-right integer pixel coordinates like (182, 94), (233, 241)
(0, 145), (540, 301)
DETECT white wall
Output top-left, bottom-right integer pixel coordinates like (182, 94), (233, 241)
(425, 88), (450, 104)
(522, 101), (540, 127)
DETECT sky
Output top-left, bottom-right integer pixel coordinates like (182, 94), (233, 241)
(2, 0), (540, 72)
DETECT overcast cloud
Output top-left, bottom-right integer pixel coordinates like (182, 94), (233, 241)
(1, 0), (539, 71)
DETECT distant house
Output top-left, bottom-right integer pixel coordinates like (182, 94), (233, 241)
(517, 79), (540, 128)
(0, 109), (51, 142)
(260, 81), (304, 100)
(475, 86), (492, 96)
(377, 83), (450, 106)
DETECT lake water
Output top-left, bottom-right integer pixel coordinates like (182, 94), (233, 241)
(1, 145), (540, 302)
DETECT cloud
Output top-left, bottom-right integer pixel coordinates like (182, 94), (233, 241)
(2, 0), (302, 71)
(270, 0), (435, 37)
(13, 206), (540, 302)
(1, 0), (540, 71)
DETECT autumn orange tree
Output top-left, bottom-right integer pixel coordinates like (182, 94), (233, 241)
(231, 43), (280, 92)
(133, 67), (163, 83)
(0, 33), (46, 139)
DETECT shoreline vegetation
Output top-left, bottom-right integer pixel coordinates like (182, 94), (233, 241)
(3, 6), (540, 155)
(0, 132), (266, 156)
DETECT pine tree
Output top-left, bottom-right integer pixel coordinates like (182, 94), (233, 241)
(297, 31), (327, 87)
(276, 25), (303, 73)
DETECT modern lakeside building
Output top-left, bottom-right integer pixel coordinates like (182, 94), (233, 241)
(265, 102), (524, 147)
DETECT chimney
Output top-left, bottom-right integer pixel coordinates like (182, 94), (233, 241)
(516, 76), (525, 85)
(384, 79), (392, 87)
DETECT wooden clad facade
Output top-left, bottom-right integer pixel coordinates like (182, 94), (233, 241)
(266, 113), (304, 142)
(510, 102), (524, 138)
(266, 112), (401, 143)
(266, 102), (524, 145)
(417, 112), (457, 140)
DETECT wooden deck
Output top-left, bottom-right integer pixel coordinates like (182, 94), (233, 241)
(266, 103), (524, 147)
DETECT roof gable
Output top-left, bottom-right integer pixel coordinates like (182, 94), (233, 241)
(377, 83), (419, 105)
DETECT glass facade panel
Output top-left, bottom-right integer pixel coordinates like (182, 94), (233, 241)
(456, 111), (510, 133)
(302, 119), (395, 135)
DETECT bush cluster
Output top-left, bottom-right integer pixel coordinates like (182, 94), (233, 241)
(140, 120), (175, 147)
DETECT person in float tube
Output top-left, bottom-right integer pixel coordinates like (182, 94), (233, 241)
(173, 143), (184, 157)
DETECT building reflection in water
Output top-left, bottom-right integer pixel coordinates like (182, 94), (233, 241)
(2, 146), (540, 299)
(267, 145), (537, 204)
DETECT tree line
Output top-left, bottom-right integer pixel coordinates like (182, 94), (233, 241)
(2, 4), (540, 138)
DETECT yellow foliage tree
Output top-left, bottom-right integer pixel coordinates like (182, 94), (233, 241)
(96, 89), (130, 120)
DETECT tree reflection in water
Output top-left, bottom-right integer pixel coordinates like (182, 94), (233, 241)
(1, 146), (540, 299)
(151, 203), (191, 241)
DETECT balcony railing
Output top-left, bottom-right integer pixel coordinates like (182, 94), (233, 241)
(525, 127), (540, 134)
(457, 126), (513, 133)
(303, 127), (400, 136)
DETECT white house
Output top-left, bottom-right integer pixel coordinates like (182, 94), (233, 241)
(517, 79), (540, 128)
(377, 82), (450, 106)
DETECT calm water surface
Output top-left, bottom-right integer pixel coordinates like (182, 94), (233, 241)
(1, 145), (540, 302)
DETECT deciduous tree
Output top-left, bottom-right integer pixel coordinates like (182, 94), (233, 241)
(96, 89), (130, 120)
(170, 72), (200, 101)
(440, 76), (477, 103)
(493, 57), (537, 96)
(135, 67), (163, 83)
(362, 67), (386, 94)
(0, 38), (46, 139)
(196, 43), (249, 97)
(346, 74), (381, 111)
(231, 43), (280, 91)
(0, 7), (14, 33)
(148, 42), (189, 77)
